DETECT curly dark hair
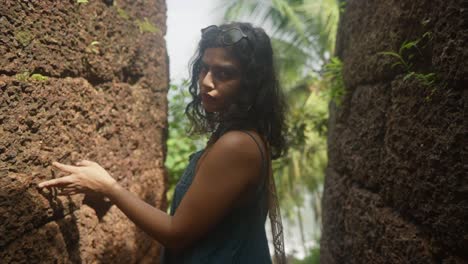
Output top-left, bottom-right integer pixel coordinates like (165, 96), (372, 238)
(185, 22), (287, 159)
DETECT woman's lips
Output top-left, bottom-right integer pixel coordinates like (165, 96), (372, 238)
(201, 93), (215, 103)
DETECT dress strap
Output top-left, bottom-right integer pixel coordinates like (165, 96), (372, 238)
(238, 130), (268, 195)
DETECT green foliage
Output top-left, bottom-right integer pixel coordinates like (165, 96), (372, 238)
(223, 0), (340, 73)
(135, 18), (159, 33)
(77, 0), (88, 3)
(271, 38), (312, 90)
(338, 1), (347, 13)
(165, 81), (207, 206)
(15, 30), (32, 47)
(323, 56), (345, 105)
(274, 91), (328, 219)
(292, 247), (320, 264)
(378, 32), (439, 87)
(378, 38), (421, 72)
(403, 72), (437, 86)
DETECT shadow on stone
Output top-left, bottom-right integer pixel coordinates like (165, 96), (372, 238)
(0, 181), (82, 263)
(83, 193), (113, 221)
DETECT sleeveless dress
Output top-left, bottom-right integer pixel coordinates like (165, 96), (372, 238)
(161, 131), (272, 264)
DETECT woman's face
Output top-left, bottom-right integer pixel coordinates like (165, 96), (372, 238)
(198, 47), (242, 113)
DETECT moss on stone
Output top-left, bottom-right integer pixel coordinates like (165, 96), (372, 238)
(14, 71), (30, 81)
(14, 72), (49, 82)
(15, 30), (32, 47)
(117, 7), (130, 20)
(30, 74), (49, 82)
(135, 18), (159, 34)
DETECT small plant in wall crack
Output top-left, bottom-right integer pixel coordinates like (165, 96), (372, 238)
(378, 31), (432, 71)
(86, 41), (101, 54)
(378, 32), (439, 87)
(378, 39), (419, 72)
(378, 31), (447, 102)
(323, 57), (345, 105)
(403, 72), (437, 87)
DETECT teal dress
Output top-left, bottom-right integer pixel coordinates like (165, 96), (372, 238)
(161, 132), (272, 263)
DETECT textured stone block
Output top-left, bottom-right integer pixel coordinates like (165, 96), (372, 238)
(1, 0), (168, 262)
(322, 0), (467, 262)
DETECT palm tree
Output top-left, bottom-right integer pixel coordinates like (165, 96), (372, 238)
(223, 0), (339, 90)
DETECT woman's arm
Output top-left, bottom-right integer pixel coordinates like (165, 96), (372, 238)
(37, 131), (263, 250)
(105, 183), (175, 247)
(168, 131), (263, 249)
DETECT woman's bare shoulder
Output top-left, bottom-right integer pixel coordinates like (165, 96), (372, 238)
(213, 130), (265, 157)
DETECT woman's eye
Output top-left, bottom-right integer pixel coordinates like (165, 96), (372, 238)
(219, 71), (227, 78)
(215, 70), (230, 80)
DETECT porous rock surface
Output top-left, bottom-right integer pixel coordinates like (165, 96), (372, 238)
(321, 0), (467, 263)
(0, 0), (169, 263)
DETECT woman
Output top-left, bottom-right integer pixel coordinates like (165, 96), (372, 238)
(38, 22), (287, 263)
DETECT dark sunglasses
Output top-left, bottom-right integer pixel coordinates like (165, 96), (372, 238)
(201, 25), (249, 46)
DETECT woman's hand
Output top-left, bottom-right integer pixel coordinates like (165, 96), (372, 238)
(37, 160), (118, 196)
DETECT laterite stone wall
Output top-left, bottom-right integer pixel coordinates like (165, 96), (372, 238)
(321, 0), (467, 263)
(0, 0), (169, 263)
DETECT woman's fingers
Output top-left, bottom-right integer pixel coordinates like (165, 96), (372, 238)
(37, 159), (114, 195)
(37, 175), (75, 188)
(52, 161), (80, 173)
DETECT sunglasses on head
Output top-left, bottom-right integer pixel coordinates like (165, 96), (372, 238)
(201, 25), (249, 46)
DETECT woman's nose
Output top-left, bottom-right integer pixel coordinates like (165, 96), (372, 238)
(201, 71), (214, 90)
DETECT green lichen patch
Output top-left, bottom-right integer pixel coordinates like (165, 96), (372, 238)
(15, 30), (32, 47)
(135, 18), (159, 34)
(30, 74), (49, 82)
(14, 72), (49, 82)
(117, 7), (130, 20)
(14, 71), (30, 82)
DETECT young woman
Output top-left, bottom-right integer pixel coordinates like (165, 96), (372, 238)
(38, 22), (287, 264)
